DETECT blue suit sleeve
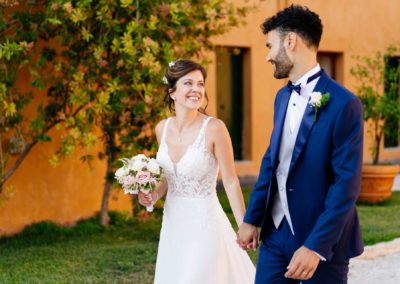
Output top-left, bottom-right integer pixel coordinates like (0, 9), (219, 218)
(304, 97), (364, 260)
(243, 146), (273, 226)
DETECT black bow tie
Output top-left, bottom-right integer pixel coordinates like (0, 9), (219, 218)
(287, 81), (301, 94)
(287, 69), (323, 95)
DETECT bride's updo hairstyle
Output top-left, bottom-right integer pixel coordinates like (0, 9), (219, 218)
(163, 59), (208, 114)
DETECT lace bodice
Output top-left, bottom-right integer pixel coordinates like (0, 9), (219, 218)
(156, 117), (219, 198)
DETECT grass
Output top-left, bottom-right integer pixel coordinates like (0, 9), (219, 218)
(0, 213), (161, 283)
(0, 190), (399, 283)
(357, 191), (400, 245)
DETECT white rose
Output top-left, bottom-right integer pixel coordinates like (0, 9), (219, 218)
(132, 154), (146, 161)
(310, 92), (322, 107)
(147, 158), (160, 175)
(115, 166), (129, 178)
(129, 159), (144, 172)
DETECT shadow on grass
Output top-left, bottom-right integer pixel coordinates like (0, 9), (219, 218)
(0, 211), (162, 250)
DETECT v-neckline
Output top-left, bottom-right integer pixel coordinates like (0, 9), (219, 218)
(164, 118), (206, 167)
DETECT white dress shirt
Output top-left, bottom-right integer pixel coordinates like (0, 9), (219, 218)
(271, 64), (321, 235)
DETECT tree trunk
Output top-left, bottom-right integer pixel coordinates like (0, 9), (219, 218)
(373, 133), (382, 165)
(99, 153), (112, 226)
(99, 131), (115, 226)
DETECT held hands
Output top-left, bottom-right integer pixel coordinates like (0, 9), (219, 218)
(237, 222), (259, 251)
(285, 246), (320, 280)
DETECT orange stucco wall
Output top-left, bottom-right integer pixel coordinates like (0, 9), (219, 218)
(1, 0), (400, 236)
(0, 137), (131, 236)
(206, 0), (400, 174)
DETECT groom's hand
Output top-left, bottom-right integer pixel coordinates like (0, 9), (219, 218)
(285, 246), (320, 280)
(237, 222), (258, 251)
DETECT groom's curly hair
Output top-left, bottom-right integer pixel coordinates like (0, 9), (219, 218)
(261, 4), (323, 49)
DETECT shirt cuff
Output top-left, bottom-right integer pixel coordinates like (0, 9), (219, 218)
(312, 250), (326, 261)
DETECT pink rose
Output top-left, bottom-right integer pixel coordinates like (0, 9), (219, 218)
(122, 175), (135, 187)
(52, 3), (60, 11)
(98, 60), (108, 67)
(136, 171), (150, 185)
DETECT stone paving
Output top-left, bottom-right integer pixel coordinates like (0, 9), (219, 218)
(393, 174), (400, 191)
(348, 175), (400, 283)
(348, 238), (400, 284)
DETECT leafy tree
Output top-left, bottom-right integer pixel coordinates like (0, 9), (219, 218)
(0, 0), (253, 224)
(351, 45), (400, 164)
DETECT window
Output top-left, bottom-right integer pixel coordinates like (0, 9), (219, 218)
(317, 52), (343, 82)
(384, 56), (400, 148)
(216, 47), (251, 161)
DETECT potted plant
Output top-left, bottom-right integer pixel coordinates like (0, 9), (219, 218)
(350, 45), (400, 203)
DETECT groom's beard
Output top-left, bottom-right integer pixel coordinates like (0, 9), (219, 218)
(271, 47), (293, 79)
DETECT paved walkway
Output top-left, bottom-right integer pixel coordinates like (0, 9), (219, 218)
(392, 174), (400, 191)
(348, 175), (400, 283)
(348, 238), (400, 283)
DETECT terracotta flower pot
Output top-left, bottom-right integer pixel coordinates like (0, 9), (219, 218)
(358, 164), (400, 203)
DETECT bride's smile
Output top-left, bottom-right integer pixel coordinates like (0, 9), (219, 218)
(171, 70), (205, 110)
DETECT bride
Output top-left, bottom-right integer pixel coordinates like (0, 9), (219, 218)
(139, 59), (256, 284)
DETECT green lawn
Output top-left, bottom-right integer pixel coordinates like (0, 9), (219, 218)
(0, 191), (399, 283)
(357, 191), (400, 245)
(0, 213), (161, 283)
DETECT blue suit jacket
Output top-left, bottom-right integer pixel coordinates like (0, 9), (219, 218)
(244, 70), (364, 262)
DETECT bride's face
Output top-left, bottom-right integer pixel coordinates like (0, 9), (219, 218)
(171, 70), (205, 111)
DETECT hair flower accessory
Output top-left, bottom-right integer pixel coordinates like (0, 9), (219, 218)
(309, 92), (330, 121)
(168, 61), (175, 67)
(162, 76), (168, 85)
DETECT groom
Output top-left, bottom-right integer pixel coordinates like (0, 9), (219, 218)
(238, 5), (364, 284)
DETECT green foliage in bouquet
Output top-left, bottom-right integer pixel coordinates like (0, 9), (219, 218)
(0, 0), (254, 223)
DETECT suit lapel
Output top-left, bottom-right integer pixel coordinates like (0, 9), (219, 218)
(289, 70), (331, 172)
(270, 89), (291, 168)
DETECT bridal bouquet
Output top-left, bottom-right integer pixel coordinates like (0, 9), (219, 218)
(115, 154), (162, 212)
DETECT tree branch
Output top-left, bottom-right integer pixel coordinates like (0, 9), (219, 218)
(0, 103), (88, 191)
(0, 139), (37, 188)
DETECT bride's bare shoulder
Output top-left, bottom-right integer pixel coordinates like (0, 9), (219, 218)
(155, 119), (167, 131)
(155, 118), (169, 142)
(207, 117), (226, 132)
(206, 117), (229, 140)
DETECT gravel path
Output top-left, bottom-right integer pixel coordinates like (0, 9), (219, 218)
(348, 238), (400, 283)
(348, 176), (400, 283)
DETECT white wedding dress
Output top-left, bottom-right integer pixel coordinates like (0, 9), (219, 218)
(154, 116), (255, 284)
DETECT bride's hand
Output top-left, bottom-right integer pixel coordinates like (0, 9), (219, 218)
(138, 191), (158, 207)
(237, 222), (258, 251)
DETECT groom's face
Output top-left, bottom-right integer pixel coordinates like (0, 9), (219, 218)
(266, 30), (293, 79)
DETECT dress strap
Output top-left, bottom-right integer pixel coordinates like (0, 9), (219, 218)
(203, 116), (213, 130)
(161, 118), (172, 145)
(195, 116), (213, 146)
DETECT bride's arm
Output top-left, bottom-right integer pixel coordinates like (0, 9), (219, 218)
(154, 119), (169, 200)
(209, 119), (246, 228)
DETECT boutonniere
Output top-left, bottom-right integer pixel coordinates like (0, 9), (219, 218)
(309, 92), (330, 121)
